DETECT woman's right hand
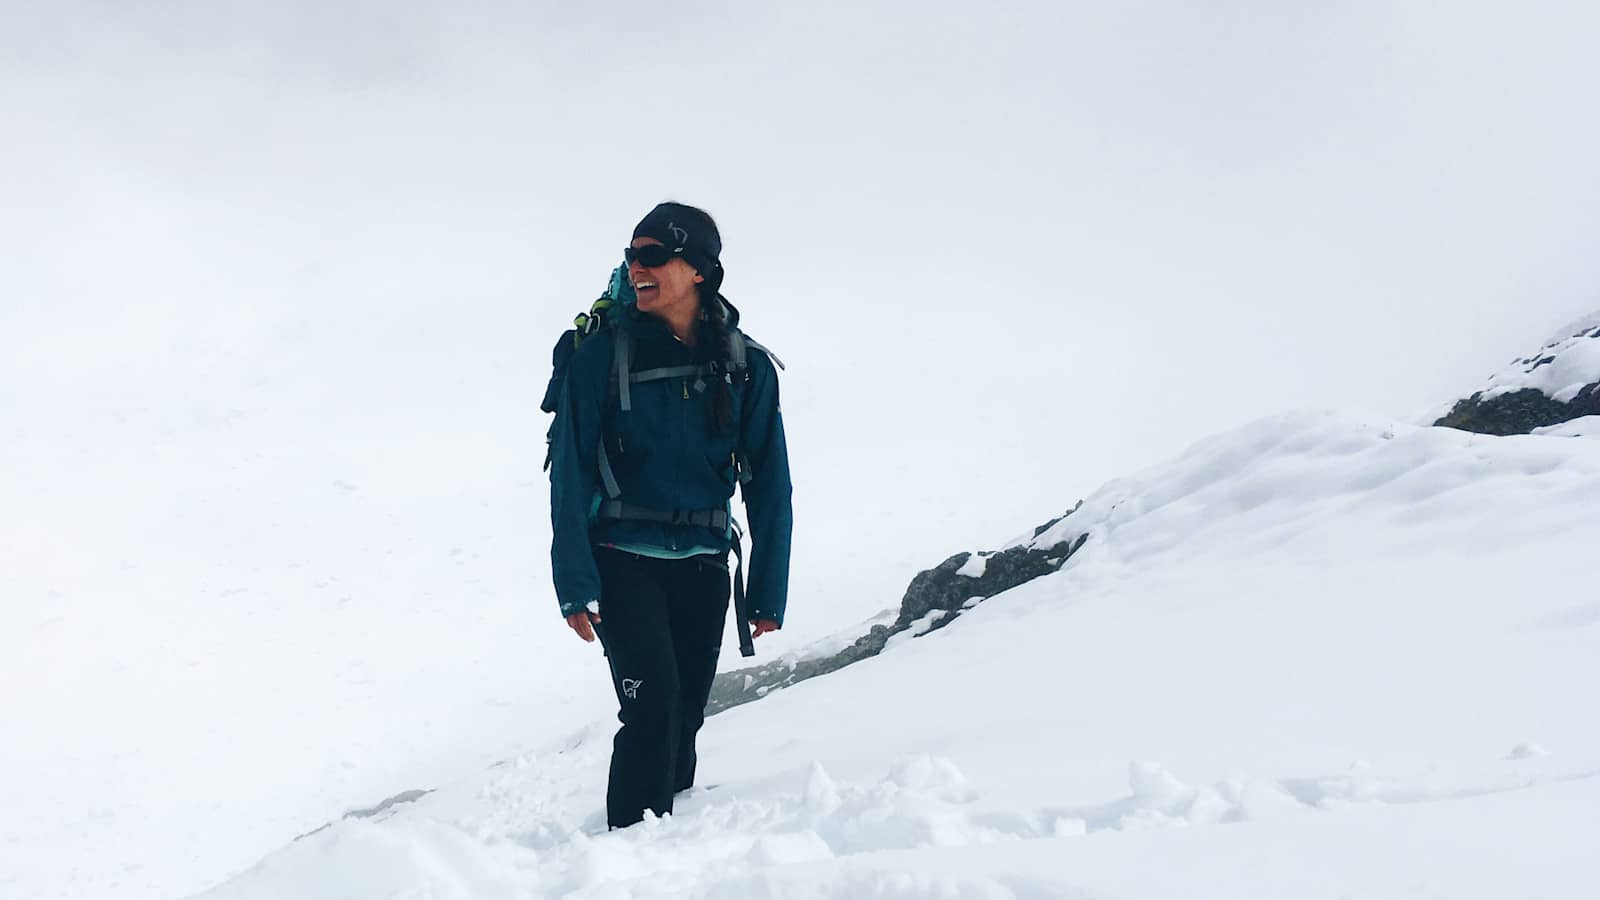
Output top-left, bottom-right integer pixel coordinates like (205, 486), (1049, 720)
(567, 610), (601, 642)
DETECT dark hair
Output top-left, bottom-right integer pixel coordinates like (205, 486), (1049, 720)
(655, 203), (733, 433)
(695, 281), (736, 433)
(640, 201), (732, 431)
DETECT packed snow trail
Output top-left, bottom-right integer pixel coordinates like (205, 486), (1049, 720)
(195, 726), (1600, 899)
(196, 411), (1600, 898)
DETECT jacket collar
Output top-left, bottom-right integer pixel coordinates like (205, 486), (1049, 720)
(618, 293), (741, 341)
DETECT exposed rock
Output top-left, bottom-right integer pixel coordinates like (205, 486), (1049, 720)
(1433, 313), (1600, 436)
(1434, 384), (1600, 436)
(707, 509), (1088, 715)
(294, 788), (435, 841)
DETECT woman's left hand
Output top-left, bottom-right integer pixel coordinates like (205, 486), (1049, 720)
(750, 618), (779, 639)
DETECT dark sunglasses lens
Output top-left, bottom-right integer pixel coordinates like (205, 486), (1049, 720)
(625, 245), (675, 267)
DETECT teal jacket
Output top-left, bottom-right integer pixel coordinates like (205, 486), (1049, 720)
(548, 304), (793, 625)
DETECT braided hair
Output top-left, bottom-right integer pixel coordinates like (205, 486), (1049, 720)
(636, 201), (734, 432)
(695, 283), (736, 433)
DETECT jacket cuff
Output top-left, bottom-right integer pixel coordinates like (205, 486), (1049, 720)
(559, 597), (600, 618)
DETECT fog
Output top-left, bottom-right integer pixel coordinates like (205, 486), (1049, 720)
(4, 1), (1599, 896)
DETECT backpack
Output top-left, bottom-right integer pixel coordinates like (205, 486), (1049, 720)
(539, 264), (635, 419)
(540, 263), (784, 657)
(541, 264), (783, 472)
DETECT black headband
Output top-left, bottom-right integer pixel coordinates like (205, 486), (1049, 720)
(632, 202), (723, 290)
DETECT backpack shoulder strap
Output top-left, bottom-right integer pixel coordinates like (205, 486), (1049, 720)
(615, 326), (634, 411)
(727, 330), (786, 488)
(591, 326), (627, 498)
(733, 330), (785, 371)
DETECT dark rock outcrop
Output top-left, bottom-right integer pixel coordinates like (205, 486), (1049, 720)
(706, 506), (1088, 715)
(295, 788), (435, 841)
(1433, 317), (1600, 436)
(1433, 384), (1600, 436)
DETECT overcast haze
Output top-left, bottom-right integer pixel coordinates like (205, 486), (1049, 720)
(5, 2), (1600, 897)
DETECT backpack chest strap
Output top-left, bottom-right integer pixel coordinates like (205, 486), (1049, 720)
(628, 364), (718, 384)
(615, 330), (750, 411)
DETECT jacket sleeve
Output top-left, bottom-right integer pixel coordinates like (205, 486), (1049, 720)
(739, 350), (794, 626)
(548, 335), (613, 618)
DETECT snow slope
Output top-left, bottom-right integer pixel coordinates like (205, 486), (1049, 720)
(1472, 311), (1600, 404)
(195, 410), (1600, 898)
(1533, 415), (1600, 439)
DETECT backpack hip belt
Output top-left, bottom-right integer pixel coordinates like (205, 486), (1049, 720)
(596, 501), (728, 530)
(596, 501), (756, 658)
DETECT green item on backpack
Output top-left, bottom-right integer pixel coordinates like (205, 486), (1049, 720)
(542, 263), (634, 415)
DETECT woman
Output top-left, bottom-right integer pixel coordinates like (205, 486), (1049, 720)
(547, 202), (793, 829)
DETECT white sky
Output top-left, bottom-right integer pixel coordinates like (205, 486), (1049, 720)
(4, 2), (1600, 894)
(8, 0), (1598, 605)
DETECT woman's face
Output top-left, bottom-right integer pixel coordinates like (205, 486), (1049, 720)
(629, 236), (703, 319)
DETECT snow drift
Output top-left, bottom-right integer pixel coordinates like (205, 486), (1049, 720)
(194, 408), (1600, 899)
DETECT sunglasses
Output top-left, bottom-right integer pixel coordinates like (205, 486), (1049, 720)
(623, 244), (685, 268)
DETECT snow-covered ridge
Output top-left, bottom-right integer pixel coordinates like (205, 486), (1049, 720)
(1432, 309), (1600, 435)
(721, 394), (1600, 724)
(1532, 415), (1600, 439)
(1481, 311), (1600, 403)
(195, 409), (1600, 898)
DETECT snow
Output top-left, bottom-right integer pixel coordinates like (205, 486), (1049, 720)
(1547, 309), (1600, 346)
(192, 411), (1600, 898)
(10, 8), (1600, 895)
(955, 554), (989, 578)
(883, 610), (948, 649)
(1532, 415), (1600, 438)
(1472, 312), (1600, 403)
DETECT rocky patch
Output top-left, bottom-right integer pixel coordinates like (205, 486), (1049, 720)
(707, 508), (1088, 715)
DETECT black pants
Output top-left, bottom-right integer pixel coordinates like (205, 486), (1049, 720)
(593, 546), (729, 828)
